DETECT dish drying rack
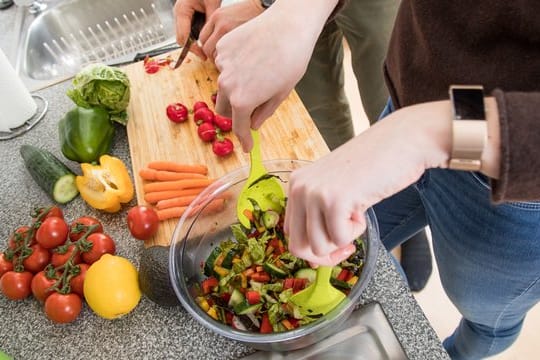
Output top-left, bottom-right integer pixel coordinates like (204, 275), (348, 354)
(39, 2), (177, 73)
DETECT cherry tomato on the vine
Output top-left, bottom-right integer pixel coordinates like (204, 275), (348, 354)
(51, 245), (82, 268)
(44, 292), (82, 324)
(69, 263), (89, 297)
(8, 226), (33, 250)
(37, 206), (64, 221)
(0, 253), (13, 278)
(36, 217), (69, 249)
(0, 271), (33, 300)
(127, 205), (160, 240)
(69, 216), (103, 242)
(22, 244), (50, 273)
(31, 270), (58, 302)
(82, 233), (116, 264)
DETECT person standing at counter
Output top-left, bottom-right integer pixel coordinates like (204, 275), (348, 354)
(174, 0), (434, 292)
(207, 0), (540, 359)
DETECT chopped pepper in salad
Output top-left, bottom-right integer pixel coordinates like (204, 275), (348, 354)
(193, 199), (367, 334)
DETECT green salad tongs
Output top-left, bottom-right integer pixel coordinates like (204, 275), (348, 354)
(236, 129), (285, 228)
(289, 266), (346, 316)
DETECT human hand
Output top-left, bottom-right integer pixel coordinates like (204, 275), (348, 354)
(213, 0), (338, 151)
(174, 0), (221, 59)
(284, 101), (453, 266)
(199, 0), (264, 61)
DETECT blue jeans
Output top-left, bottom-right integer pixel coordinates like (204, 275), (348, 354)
(373, 101), (540, 359)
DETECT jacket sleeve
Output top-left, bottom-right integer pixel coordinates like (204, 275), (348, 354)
(491, 89), (540, 202)
(328, 0), (349, 22)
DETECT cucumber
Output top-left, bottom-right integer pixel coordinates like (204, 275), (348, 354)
(330, 278), (352, 290)
(263, 262), (288, 278)
(262, 210), (280, 229)
(294, 268), (317, 284)
(221, 248), (236, 269)
(234, 300), (262, 315)
(20, 145), (79, 204)
(228, 288), (245, 307)
(204, 247), (222, 277)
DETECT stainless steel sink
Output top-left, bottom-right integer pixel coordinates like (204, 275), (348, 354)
(242, 303), (408, 360)
(12, 0), (177, 90)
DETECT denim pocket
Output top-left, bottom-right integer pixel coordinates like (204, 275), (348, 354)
(470, 172), (540, 210)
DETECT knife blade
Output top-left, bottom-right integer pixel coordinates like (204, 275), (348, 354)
(174, 37), (192, 70)
(174, 11), (206, 70)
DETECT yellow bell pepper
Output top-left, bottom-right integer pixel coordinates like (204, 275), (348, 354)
(76, 155), (134, 213)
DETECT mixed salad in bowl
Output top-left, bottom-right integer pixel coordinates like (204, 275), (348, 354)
(192, 199), (367, 334)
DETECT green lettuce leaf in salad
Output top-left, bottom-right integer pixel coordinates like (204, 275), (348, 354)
(268, 303), (283, 326)
(67, 64), (131, 125)
(231, 224), (248, 244)
(247, 237), (266, 265)
(279, 251), (307, 270)
(279, 288), (294, 303)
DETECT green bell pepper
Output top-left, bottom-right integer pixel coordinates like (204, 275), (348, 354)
(59, 106), (115, 163)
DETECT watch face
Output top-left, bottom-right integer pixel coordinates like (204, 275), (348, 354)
(261, 0), (275, 8)
(450, 86), (485, 120)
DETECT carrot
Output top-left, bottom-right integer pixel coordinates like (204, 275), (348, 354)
(143, 178), (214, 193)
(155, 195), (198, 210)
(243, 209), (254, 222)
(144, 188), (205, 203)
(139, 168), (207, 181)
(156, 192), (231, 210)
(156, 198), (226, 221)
(147, 161), (208, 175)
(157, 206), (188, 221)
(189, 198), (226, 217)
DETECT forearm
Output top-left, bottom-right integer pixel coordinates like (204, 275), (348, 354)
(265, 0), (339, 42)
(388, 98), (501, 178)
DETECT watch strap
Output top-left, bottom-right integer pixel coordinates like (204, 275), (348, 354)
(448, 85), (487, 171)
(449, 119), (487, 171)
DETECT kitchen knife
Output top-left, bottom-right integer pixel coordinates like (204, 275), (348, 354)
(174, 11), (205, 70)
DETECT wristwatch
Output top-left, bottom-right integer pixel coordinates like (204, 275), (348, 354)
(448, 85), (487, 171)
(260, 0), (276, 8)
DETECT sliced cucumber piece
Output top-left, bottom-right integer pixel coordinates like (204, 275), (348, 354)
(234, 300), (262, 315)
(330, 278), (352, 290)
(221, 248), (236, 269)
(228, 289), (245, 308)
(262, 210), (280, 229)
(204, 247), (222, 277)
(263, 262), (288, 278)
(294, 268), (317, 284)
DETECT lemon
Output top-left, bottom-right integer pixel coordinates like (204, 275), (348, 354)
(83, 254), (141, 319)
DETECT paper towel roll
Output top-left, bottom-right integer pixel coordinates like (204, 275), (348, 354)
(0, 48), (37, 132)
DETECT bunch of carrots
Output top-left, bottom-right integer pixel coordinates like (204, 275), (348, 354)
(139, 161), (226, 221)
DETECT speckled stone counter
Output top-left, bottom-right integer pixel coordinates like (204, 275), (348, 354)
(0, 4), (449, 360)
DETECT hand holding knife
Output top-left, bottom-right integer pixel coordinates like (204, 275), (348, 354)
(174, 11), (206, 69)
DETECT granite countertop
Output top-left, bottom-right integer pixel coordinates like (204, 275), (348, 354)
(0, 4), (448, 360)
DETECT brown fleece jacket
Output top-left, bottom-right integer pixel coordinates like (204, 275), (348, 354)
(383, 0), (540, 202)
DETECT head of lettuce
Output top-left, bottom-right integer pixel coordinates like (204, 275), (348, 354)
(67, 64), (131, 125)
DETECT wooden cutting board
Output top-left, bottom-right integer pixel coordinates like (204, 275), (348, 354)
(123, 51), (329, 247)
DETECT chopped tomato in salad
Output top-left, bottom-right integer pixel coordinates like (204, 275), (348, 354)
(194, 199), (366, 334)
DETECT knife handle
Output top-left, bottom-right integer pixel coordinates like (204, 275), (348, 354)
(190, 11), (206, 41)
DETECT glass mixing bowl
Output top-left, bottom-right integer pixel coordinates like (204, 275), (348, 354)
(169, 159), (380, 351)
